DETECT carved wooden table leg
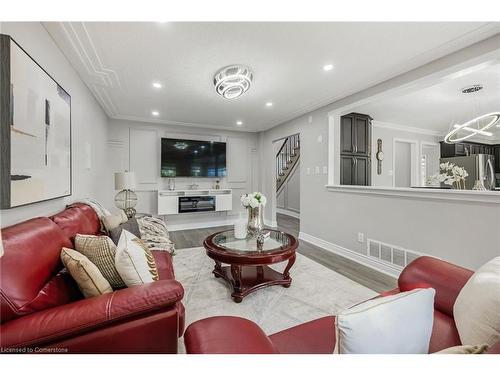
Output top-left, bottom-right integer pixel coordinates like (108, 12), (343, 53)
(230, 265), (243, 303)
(213, 260), (222, 278)
(282, 254), (296, 287)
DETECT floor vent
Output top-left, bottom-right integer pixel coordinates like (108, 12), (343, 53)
(367, 239), (426, 270)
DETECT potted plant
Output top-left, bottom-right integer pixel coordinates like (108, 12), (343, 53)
(428, 162), (468, 189)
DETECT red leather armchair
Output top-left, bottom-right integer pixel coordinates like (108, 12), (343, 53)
(1, 204), (185, 353)
(184, 256), (499, 354)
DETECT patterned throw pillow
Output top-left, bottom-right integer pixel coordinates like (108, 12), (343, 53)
(75, 234), (125, 288)
(61, 248), (113, 298)
(115, 230), (160, 286)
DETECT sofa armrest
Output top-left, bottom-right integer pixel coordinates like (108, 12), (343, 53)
(1, 280), (184, 348)
(184, 316), (278, 354)
(399, 256), (473, 317)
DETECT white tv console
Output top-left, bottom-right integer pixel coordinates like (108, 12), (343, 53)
(157, 189), (232, 215)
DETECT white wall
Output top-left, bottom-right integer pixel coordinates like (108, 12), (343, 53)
(0, 22), (109, 227)
(260, 35), (500, 271)
(370, 122), (440, 187)
(107, 119), (259, 230)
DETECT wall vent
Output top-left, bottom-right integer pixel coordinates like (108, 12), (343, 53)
(366, 239), (427, 270)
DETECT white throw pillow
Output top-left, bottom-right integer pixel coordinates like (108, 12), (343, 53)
(115, 230), (159, 286)
(335, 288), (435, 354)
(453, 256), (500, 347)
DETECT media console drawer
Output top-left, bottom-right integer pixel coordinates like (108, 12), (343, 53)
(157, 189), (232, 215)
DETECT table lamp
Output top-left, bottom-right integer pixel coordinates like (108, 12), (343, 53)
(114, 171), (137, 218)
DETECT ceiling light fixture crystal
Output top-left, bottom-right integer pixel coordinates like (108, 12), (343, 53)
(214, 65), (253, 100)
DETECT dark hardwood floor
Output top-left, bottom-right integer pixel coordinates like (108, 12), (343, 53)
(169, 213), (396, 293)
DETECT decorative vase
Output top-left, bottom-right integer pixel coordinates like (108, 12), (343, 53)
(247, 205), (264, 237)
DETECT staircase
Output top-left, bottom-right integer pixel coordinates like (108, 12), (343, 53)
(276, 134), (300, 192)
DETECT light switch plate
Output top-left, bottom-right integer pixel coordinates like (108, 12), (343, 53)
(322, 166), (327, 174)
(317, 135), (323, 143)
(308, 116), (313, 123)
(315, 166), (320, 174)
(306, 167), (311, 175)
(357, 232), (364, 243)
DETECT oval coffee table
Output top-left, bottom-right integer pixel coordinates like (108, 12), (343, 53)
(204, 229), (298, 303)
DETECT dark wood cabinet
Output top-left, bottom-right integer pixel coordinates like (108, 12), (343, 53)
(340, 113), (372, 156)
(440, 141), (496, 158)
(495, 146), (500, 173)
(340, 156), (371, 186)
(340, 113), (372, 186)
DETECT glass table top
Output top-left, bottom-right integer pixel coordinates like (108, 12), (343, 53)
(212, 230), (291, 253)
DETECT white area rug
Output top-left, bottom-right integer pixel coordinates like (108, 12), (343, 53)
(174, 247), (377, 343)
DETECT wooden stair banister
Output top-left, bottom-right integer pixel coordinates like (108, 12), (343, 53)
(276, 134), (300, 192)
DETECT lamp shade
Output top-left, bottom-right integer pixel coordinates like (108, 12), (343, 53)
(115, 171), (137, 190)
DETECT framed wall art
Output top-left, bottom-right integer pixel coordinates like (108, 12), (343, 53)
(0, 34), (71, 209)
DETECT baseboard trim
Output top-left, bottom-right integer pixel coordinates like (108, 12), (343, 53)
(276, 208), (300, 219)
(168, 218), (237, 232)
(298, 231), (401, 278)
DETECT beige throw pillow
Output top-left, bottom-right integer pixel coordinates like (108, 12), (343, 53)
(102, 211), (128, 232)
(453, 256), (500, 347)
(434, 344), (489, 354)
(115, 230), (159, 286)
(61, 248), (113, 298)
(75, 234), (125, 288)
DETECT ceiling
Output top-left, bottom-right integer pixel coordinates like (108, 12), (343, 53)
(352, 61), (500, 140)
(44, 22), (500, 132)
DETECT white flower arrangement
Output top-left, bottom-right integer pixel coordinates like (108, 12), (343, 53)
(428, 162), (469, 189)
(241, 192), (267, 209)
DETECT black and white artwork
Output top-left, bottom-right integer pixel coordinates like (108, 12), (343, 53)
(0, 35), (71, 209)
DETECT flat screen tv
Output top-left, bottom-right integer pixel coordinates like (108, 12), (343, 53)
(161, 138), (227, 177)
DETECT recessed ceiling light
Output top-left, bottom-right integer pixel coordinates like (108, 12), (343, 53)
(236, 121), (243, 126)
(152, 111), (160, 116)
(265, 102), (273, 107)
(323, 64), (334, 71)
(152, 82), (163, 89)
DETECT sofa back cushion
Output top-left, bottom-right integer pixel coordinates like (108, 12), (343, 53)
(398, 256), (473, 317)
(51, 204), (101, 243)
(0, 217), (81, 323)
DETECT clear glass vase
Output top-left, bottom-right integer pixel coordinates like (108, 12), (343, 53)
(247, 205), (264, 237)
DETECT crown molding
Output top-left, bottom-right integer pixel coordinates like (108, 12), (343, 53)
(112, 114), (256, 133)
(373, 120), (443, 137)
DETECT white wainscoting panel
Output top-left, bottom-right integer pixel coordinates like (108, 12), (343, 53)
(227, 137), (248, 183)
(130, 128), (158, 185)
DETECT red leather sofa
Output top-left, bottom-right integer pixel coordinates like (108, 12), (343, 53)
(0, 203), (185, 354)
(184, 256), (500, 354)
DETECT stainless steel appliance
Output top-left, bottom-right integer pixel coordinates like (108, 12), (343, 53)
(440, 154), (496, 190)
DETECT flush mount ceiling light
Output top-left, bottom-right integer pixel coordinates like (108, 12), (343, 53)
(444, 112), (500, 143)
(323, 64), (334, 71)
(236, 121), (243, 126)
(265, 102), (273, 107)
(151, 110), (159, 116)
(213, 65), (253, 100)
(152, 82), (163, 89)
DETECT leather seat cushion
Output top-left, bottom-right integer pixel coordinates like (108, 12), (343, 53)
(269, 316), (336, 354)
